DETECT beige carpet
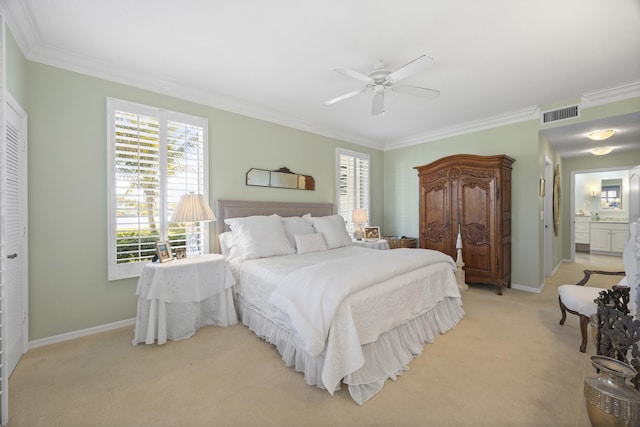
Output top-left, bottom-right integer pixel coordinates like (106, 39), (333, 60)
(8, 257), (625, 427)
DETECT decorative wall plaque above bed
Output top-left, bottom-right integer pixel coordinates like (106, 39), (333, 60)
(246, 167), (315, 190)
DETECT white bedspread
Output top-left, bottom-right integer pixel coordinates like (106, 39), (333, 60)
(269, 248), (455, 357)
(230, 246), (463, 402)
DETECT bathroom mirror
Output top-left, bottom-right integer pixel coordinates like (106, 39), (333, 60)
(246, 167), (315, 190)
(600, 178), (622, 210)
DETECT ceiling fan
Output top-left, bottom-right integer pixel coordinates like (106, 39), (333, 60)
(323, 54), (440, 116)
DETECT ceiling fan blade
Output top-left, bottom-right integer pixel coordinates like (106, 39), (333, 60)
(334, 67), (374, 84)
(387, 55), (433, 83)
(323, 88), (367, 106)
(372, 88), (385, 116)
(392, 84), (440, 99)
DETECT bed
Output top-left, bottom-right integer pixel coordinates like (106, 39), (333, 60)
(215, 199), (464, 405)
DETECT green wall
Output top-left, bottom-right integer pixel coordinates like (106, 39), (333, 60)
(9, 48), (383, 341)
(383, 120), (543, 290)
(5, 25), (640, 341)
(384, 98), (640, 292)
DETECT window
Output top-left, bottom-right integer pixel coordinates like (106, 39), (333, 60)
(336, 148), (370, 234)
(107, 98), (209, 280)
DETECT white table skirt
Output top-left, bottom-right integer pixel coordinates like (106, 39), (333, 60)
(351, 239), (390, 250)
(133, 254), (238, 345)
(133, 289), (237, 345)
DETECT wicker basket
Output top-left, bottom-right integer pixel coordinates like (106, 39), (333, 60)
(382, 236), (417, 249)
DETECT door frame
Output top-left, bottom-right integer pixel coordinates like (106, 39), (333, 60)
(543, 156), (553, 277)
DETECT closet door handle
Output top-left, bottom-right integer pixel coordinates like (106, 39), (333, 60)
(7, 253), (17, 259)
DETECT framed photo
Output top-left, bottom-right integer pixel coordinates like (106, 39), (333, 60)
(155, 241), (173, 263)
(175, 248), (187, 259)
(364, 226), (380, 241)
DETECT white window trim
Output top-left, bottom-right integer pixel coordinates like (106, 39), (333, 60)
(106, 97), (209, 280)
(335, 148), (370, 234)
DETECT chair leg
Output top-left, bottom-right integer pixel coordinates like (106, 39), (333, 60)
(579, 314), (590, 353)
(559, 297), (567, 325)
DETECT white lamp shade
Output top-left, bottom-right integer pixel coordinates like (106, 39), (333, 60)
(352, 209), (368, 223)
(170, 193), (216, 223)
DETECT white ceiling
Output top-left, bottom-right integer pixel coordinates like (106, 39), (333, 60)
(4, 0), (640, 155)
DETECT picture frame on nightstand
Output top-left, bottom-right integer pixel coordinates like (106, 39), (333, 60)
(175, 248), (187, 259)
(155, 241), (173, 263)
(364, 226), (380, 241)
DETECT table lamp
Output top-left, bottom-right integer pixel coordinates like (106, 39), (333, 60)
(352, 209), (368, 240)
(170, 193), (216, 256)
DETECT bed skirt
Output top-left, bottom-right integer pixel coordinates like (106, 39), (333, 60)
(236, 295), (464, 405)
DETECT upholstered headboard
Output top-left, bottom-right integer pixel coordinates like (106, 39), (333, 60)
(214, 199), (334, 238)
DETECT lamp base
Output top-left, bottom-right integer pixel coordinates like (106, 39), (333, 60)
(353, 228), (364, 241)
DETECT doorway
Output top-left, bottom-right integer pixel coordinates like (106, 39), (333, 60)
(572, 168), (630, 267)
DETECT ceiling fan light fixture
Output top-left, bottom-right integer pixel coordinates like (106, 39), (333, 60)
(587, 129), (616, 141)
(590, 147), (614, 156)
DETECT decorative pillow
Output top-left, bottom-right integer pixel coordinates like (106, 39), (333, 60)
(309, 215), (353, 249)
(295, 233), (328, 254)
(224, 214), (295, 259)
(282, 214), (314, 249)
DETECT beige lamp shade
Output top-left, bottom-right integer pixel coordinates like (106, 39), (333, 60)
(170, 193), (216, 223)
(351, 209), (368, 224)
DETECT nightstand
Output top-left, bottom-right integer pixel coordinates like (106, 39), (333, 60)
(133, 253), (237, 345)
(352, 239), (390, 250)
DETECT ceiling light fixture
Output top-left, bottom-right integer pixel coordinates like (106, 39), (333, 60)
(587, 129), (616, 141)
(590, 147), (614, 156)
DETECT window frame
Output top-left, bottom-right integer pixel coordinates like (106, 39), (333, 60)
(335, 148), (370, 234)
(106, 97), (210, 280)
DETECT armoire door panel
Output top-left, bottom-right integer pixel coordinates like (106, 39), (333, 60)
(419, 178), (452, 253)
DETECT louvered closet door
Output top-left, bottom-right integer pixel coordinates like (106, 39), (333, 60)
(4, 97), (28, 379)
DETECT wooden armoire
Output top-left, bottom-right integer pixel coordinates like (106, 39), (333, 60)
(415, 154), (515, 295)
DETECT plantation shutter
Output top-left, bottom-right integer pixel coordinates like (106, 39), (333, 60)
(336, 149), (370, 234)
(107, 99), (208, 280)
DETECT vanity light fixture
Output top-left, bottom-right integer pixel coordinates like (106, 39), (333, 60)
(590, 147), (614, 156)
(587, 129), (616, 141)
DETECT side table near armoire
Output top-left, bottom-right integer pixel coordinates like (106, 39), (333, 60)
(415, 154), (515, 295)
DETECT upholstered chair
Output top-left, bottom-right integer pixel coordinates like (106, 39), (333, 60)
(558, 270), (626, 352)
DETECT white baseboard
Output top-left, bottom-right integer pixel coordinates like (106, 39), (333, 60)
(511, 283), (543, 294)
(28, 318), (136, 350)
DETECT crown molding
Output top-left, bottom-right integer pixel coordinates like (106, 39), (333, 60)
(581, 81), (640, 107)
(384, 105), (541, 151)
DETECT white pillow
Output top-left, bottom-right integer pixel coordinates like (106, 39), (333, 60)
(224, 214), (295, 259)
(218, 231), (234, 257)
(309, 215), (353, 249)
(295, 233), (328, 254)
(282, 214), (314, 249)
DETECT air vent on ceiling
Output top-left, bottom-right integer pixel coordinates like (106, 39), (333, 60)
(541, 105), (580, 124)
